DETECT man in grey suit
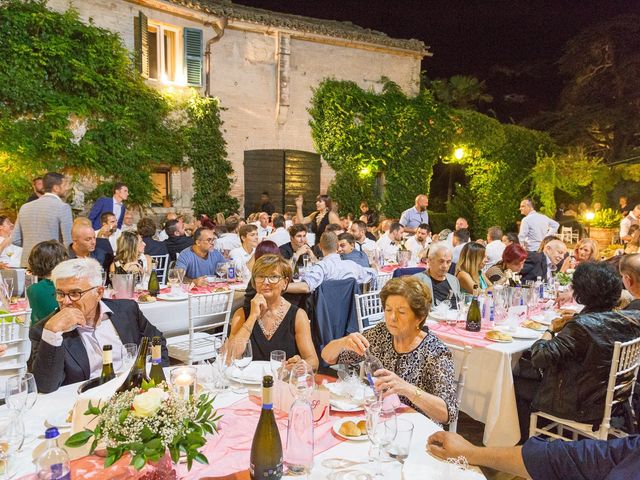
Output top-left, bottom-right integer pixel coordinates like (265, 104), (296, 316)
(12, 172), (73, 268)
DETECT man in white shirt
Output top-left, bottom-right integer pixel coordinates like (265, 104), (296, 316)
(485, 225), (506, 267)
(28, 257), (168, 393)
(405, 223), (431, 262)
(349, 220), (376, 253)
(620, 205), (640, 242)
(255, 212), (273, 240)
(287, 232), (376, 293)
(452, 229), (470, 264)
(96, 212), (121, 253)
(518, 198), (560, 251)
(376, 222), (404, 262)
(265, 215), (290, 247)
(216, 216), (242, 252)
(229, 224), (259, 278)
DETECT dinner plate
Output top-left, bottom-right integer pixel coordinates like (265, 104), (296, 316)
(45, 411), (72, 430)
(136, 298), (157, 304)
(333, 418), (369, 441)
(428, 310), (460, 322)
(495, 326), (541, 340)
(226, 361), (270, 385)
(157, 293), (188, 301)
(484, 333), (513, 343)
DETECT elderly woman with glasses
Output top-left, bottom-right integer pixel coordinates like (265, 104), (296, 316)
(321, 276), (458, 425)
(228, 254), (318, 370)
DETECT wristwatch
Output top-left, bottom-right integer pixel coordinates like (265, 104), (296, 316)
(545, 328), (555, 338)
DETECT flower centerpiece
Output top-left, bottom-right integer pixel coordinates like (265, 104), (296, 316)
(65, 380), (220, 471)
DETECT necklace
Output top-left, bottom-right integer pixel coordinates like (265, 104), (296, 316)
(258, 298), (288, 340)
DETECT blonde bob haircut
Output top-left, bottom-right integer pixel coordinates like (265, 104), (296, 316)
(379, 276), (432, 329)
(250, 254), (293, 288)
(576, 238), (600, 261)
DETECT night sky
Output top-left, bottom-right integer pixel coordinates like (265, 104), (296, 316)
(234, 0), (640, 120)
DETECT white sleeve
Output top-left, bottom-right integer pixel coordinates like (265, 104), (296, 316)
(41, 328), (63, 347)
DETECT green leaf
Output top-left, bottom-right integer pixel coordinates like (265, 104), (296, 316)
(141, 378), (155, 390)
(169, 445), (180, 464)
(144, 438), (162, 450)
(131, 453), (145, 470)
(64, 430), (94, 448)
(194, 452), (209, 465)
(140, 426), (155, 441)
(104, 455), (117, 468)
(118, 409), (129, 424)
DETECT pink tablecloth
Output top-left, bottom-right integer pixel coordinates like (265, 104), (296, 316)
(429, 321), (495, 348)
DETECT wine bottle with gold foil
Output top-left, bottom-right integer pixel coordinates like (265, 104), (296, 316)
(97, 344), (115, 384)
(149, 336), (166, 384)
(465, 284), (482, 332)
(250, 375), (283, 479)
(116, 337), (150, 392)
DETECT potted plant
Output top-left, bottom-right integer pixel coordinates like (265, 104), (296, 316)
(586, 208), (623, 249)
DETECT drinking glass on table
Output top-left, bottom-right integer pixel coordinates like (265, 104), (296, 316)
(215, 262), (227, 280)
(119, 343), (138, 374)
(0, 278), (13, 301)
(288, 360), (315, 401)
(175, 267), (186, 285)
(0, 411), (24, 478)
(365, 400), (397, 478)
(230, 339), (252, 393)
(386, 418), (413, 470)
(167, 268), (180, 294)
(5, 373), (35, 445)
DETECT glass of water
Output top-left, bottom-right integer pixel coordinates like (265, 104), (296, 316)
(387, 418), (413, 465)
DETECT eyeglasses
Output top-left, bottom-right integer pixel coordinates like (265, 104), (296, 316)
(255, 275), (283, 284)
(55, 286), (99, 302)
(199, 238), (215, 244)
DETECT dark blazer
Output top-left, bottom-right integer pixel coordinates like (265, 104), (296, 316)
(88, 196), (126, 230)
(166, 235), (193, 262)
(29, 299), (169, 393)
(68, 244), (113, 275)
(520, 251), (548, 283)
(143, 236), (168, 256)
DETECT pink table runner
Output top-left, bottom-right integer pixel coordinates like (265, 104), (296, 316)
(429, 321), (496, 348)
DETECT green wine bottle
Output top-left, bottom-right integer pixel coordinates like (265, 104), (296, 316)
(250, 375), (283, 480)
(149, 336), (166, 384)
(465, 284), (482, 332)
(97, 344), (115, 384)
(116, 337), (150, 393)
(148, 269), (160, 297)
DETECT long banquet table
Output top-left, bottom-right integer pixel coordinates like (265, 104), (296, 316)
(7, 366), (485, 480)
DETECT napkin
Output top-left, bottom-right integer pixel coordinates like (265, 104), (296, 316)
(228, 362), (269, 383)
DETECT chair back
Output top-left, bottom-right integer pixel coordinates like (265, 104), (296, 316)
(392, 267), (426, 278)
(0, 309), (31, 397)
(443, 342), (472, 433)
(312, 279), (360, 357)
(374, 272), (392, 292)
(599, 336), (640, 436)
(560, 226), (573, 243)
(355, 292), (384, 332)
(151, 254), (170, 285)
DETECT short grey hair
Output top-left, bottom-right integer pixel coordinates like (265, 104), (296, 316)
(428, 242), (452, 259)
(51, 258), (103, 287)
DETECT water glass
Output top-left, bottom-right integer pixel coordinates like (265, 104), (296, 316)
(230, 339), (252, 393)
(0, 411), (24, 477)
(270, 350), (286, 379)
(386, 419), (413, 464)
(365, 401), (397, 478)
(119, 343), (138, 374)
(288, 360), (315, 401)
(5, 373), (37, 414)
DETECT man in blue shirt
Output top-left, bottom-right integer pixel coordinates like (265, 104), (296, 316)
(175, 228), (224, 286)
(399, 194), (429, 234)
(337, 232), (370, 268)
(428, 431), (639, 480)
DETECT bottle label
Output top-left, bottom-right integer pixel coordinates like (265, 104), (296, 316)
(249, 461), (283, 478)
(152, 345), (161, 364)
(50, 463), (70, 479)
(102, 350), (112, 365)
(227, 266), (235, 279)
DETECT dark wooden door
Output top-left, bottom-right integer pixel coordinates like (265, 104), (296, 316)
(244, 150), (321, 216)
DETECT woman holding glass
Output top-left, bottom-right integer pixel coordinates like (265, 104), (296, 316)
(321, 276), (458, 425)
(560, 238), (600, 273)
(486, 243), (528, 285)
(455, 242), (492, 293)
(228, 254), (318, 370)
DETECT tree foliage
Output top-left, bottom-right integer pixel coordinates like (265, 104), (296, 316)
(427, 75), (493, 110)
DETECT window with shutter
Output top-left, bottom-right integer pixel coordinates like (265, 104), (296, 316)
(183, 28), (203, 87)
(133, 11), (149, 78)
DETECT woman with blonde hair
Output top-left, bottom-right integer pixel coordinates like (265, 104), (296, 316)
(455, 242), (492, 293)
(110, 231), (152, 277)
(321, 276), (458, 425)
(560, 238), (600, 272)
(228, 254), (318, 370)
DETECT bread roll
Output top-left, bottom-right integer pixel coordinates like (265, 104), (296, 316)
(339, 421), (361, 437)
(357, 420), (367, 435)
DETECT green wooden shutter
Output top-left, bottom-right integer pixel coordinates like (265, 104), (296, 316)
(184, 27), (203, 87)
(133, 11), (149, 78)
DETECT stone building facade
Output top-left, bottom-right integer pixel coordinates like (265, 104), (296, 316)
(47, 0), (427, 215)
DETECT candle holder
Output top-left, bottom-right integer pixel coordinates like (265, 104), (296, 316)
(170, 366), (197, 400)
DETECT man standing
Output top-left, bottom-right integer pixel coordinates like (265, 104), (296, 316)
(13, 172), (73, 268)
(620, 204), (640, 243)
(175, 228), (225, 286)
(337, 233), (370, 268)
(259, 192), (275, 216)
(399, 195), (429, 234)
(349, 220), (376, 253)
(485, 226), (505, 267)
(29, 258), (168, 393)
(165, 219), (193, 262)
(266, 215), (289, 247)
(88, 182), (128, 230)
(518, 198), (560, 251)
(376, 222), (404, 262)
(405, 223), (431, 262)
(26, 177), (44, 203)
(255, 212), (273, 240)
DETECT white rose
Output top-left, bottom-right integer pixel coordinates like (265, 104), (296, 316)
(132, 388), (168, 417)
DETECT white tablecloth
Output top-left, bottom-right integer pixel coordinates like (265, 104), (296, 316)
(4, 366), (485, 479)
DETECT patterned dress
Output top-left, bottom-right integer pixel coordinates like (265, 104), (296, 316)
(337, 323), (458, 425)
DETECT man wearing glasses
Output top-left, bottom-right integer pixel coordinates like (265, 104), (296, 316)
(175, 228), (225, 287)
(29, 257), (168, 393)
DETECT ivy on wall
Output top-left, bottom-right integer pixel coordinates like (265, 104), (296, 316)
(184, 95), (239, 216)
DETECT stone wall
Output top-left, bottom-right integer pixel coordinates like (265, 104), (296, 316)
(47, 0), (423, 215)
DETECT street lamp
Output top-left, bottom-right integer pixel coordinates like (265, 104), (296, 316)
(585, 211), (595, 237)
(454, 147), (465, 160)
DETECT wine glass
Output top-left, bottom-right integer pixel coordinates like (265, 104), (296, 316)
(288, 360), (315, 401)
(213, 340), (229, 390)
(215, 262), (228, 280)
(365, 402), (397, 478)
(119, 343), (138, 374)
(175, 267), (186, 285)
(0, 278), (13, 301)
(231, 339), (252, 393)
(5, 374), (37, 414)
(167, 268), (180, 293)
(0, 411), (24, 477)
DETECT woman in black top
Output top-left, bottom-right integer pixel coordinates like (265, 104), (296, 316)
(228, 254), (318, 370)
(294, 194), (341, 239)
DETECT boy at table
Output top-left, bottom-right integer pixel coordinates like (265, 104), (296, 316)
(175, 227), (225, 287)
(29, 257), (168, 393)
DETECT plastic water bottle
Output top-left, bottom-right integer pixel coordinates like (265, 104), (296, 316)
(36, 428), (71, 479)
(227, 263), (236, 280)
(483, 291), (495, 327)
(536, 276), (544, 299)
(512, 285), (524, 307)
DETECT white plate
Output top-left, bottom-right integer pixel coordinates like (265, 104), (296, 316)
(428, 309), (460, 322)
(45, 411), (72, 429)
(157, 293), (188, 302)
(227, 361), (271, 385)
(495, 326), (541, 339)
(333, 418), (368, 441)
(330, 399), (364, 412)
